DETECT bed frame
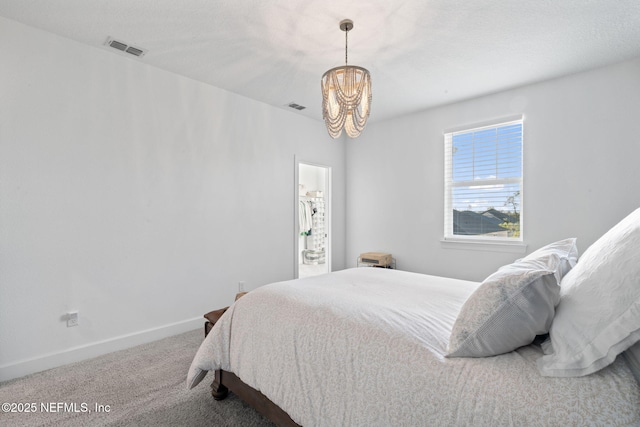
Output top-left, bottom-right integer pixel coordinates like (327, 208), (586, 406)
(211, 369), (301, 427)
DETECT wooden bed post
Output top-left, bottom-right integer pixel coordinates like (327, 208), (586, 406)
(211, 370), (229, 400)
(210, 370), (301, 426)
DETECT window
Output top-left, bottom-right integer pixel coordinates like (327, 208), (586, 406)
(444, 118), (523, 241)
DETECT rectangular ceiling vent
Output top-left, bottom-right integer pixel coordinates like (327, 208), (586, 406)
(104, 37), (148, 58)
(287, 102), (306, 111)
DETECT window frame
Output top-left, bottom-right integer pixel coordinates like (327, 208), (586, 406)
(443, 116), (525, 249)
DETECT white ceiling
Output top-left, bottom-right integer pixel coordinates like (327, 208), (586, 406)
(2, 0), (640, 124)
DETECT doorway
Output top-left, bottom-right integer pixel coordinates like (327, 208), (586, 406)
(295, 160), (331, 279)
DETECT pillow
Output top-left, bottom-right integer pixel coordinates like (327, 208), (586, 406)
(447, 238), (578, 358)
(538, 208), (640, 377)
(518, 237), (578, 283)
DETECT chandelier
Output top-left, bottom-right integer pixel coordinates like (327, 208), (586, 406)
(321, 19), (372, 139)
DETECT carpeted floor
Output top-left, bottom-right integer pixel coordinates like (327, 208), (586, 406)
(0, 329), (275, 426)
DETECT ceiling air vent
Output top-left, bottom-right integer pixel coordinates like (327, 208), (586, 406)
(104, 37), (147, 58)
(287, 102), (306, 111)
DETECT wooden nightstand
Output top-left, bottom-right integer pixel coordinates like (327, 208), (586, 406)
(204, 307), (228, 337)
(203, 292), (248, 337)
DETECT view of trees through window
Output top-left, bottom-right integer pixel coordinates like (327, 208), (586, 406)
(445, 119), (523, 240)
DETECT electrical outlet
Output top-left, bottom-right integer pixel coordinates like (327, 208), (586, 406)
(67, 312), (79, 327)
(238, 281), (245, 292)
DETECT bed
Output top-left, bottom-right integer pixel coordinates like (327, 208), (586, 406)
(187, 209), (640, 426)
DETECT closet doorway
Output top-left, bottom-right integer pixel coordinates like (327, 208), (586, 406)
(295, 160), (331, 279)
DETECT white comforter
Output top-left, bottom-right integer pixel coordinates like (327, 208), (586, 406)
(187, 268), (640, 426)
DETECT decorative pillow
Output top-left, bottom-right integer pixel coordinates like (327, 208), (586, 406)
(538, 208), (640, 377)
(518, 237), (578, 283)
(447, 238), (578, 358)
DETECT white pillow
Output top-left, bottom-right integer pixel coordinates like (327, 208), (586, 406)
(538, 208), (640, 377)
(447, 238), (577, 358)
(518, 237), (578, 283)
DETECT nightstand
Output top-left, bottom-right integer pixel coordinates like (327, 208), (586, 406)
(204, 307), (228, 337)
(203, 292), (248, 337)
(357, 252), (396, 269)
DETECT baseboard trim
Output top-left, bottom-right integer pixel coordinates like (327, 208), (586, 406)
(0, 317), (203, 382)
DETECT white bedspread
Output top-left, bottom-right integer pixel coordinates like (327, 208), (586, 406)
(187, 268), (640, 426)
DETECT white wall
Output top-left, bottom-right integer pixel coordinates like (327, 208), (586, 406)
(299, 163), (326, 195)
(0, 17), (346, 380)
(347, 56), (640, 281)
(4, 14), (640, 382)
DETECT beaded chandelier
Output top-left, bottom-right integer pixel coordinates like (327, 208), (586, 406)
(321, 19), (372, 139)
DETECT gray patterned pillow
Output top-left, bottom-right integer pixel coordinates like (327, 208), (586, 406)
(447, 238), (577, 358)
(447, 267), (558, 357)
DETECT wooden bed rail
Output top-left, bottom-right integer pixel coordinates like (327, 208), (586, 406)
(211, 369), (301, 427)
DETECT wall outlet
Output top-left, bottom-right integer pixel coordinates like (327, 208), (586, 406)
(238, 281), (245, 292)
(67, 312), (79, 327)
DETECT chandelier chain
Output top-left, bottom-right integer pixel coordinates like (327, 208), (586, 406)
(345, 27), (348, 65)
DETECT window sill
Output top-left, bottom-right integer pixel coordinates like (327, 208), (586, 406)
(440, 238), (527, 254)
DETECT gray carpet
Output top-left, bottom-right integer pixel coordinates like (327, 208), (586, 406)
(0, 329), (275, 426)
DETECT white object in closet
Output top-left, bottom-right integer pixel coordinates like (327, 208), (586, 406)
(300, 196), (326, 252)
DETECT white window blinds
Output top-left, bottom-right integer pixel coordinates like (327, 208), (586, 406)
(444, 118), (523, 240)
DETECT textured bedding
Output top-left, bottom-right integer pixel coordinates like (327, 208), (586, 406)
(187, 268), (640, 426)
